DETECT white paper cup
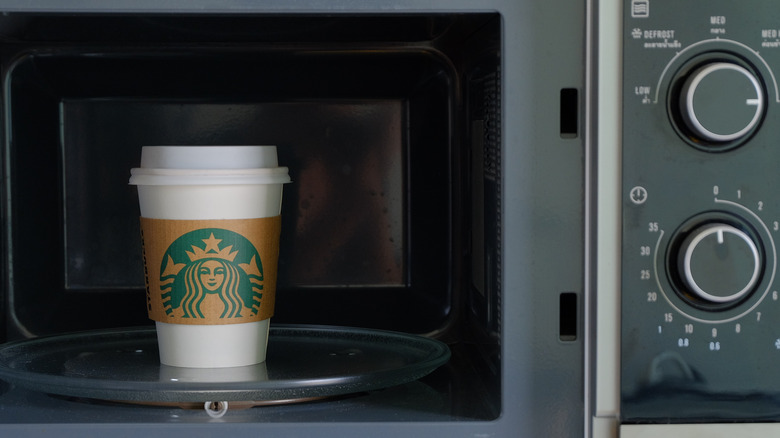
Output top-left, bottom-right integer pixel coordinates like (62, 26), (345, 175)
(130, 146), (290, 368)
(159, 362), (268, 383)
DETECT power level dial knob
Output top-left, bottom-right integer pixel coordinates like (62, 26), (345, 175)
(678, 223), (761, 304)
(679, 62), (764, 143)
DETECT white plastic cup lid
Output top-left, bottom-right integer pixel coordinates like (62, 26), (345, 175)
(129, 146), (291, 186)
(140, 145), (279, 169)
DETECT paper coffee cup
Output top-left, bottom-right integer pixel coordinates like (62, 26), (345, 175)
(159, 362), (268, 383)
(129, 146), (290, 368)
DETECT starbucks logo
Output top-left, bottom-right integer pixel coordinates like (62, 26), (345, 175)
(159, 228), (264, 319)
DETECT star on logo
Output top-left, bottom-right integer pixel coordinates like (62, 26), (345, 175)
(774, 339), (780, 350)
(186, 233), (239, 262)
(202, 233), (222, 253)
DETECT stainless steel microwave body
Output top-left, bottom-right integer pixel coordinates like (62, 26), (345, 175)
(0, 1), (588, 437)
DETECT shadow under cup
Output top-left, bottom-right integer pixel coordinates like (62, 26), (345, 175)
(130, 146), (291, 368)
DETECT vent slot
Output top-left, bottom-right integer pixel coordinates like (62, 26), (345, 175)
(560, 88), (578, 138)
(559, 292), (577, 341)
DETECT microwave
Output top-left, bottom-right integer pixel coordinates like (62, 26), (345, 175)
(11, 0), (780, 437)
(0, 0), (590, 437)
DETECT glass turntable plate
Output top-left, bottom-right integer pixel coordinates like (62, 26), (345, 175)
(0, 325), (450, 403)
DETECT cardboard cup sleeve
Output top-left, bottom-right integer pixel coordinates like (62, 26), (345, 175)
(140, 216), (281, 325)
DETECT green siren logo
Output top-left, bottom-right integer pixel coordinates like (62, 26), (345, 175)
(160, 228), (264, 319)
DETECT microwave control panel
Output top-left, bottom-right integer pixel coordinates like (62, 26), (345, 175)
(621, 0), (780, 422)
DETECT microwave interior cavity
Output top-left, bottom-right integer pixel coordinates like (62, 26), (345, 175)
(0, 13), (502, 421)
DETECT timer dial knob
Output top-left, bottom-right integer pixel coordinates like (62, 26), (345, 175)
(677, 223), (761, 304)
(679, 62), (764, 143)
